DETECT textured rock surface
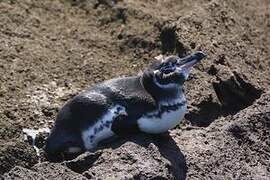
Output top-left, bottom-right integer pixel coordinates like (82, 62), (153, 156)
(0, 0), (269, 179)
(65, 134), (186, 179)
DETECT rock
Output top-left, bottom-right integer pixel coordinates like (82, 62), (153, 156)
(175, 93), (270, 179)
(2, 166), (40, 180)
(0, 141), (38, 175)
(65, 134), (186, 179)
(2, 163), (87, 180)
(32, 162), (87, 180)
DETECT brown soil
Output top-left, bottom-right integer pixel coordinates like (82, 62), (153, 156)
(1, 0), (270, 179)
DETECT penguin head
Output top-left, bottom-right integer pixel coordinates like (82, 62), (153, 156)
(150, 51), (206, 88)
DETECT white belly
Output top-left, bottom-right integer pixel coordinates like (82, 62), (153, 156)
(137, 104), (187, 134)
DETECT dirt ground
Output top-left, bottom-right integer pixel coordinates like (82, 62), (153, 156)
(0, 0), (270, 179)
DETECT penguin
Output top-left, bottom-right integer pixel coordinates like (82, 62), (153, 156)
(45, 51), (206, 157)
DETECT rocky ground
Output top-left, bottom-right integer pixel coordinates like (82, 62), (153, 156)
(0, 0), (269, 179)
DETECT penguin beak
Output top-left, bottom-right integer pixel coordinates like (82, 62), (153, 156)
(177, 51), (206, 80)
(178, 51), (206, 69)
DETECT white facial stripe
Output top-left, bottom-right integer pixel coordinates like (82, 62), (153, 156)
(153, 70), (159, 74)
(153, 75), (178, 89)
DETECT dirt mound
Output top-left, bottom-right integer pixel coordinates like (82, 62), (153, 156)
(0, 0), (269, 179)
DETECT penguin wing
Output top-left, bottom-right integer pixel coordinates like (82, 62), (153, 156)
(110, 93), (157, 135)
(111, 95), (158, 135)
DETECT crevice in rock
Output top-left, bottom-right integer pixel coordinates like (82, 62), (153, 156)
(159, 25), (188, 57)
(64, 152), (102, 174)
(186, 72), (263, 127)
(213, 72), (263, 114)
(227, 124), (249, 146)
(207, 65), (218, 76)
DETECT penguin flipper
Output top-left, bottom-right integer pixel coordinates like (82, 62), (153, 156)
(111, 113), (140, 135)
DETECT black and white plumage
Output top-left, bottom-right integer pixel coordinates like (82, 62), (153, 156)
(45, 51), (206, 157)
